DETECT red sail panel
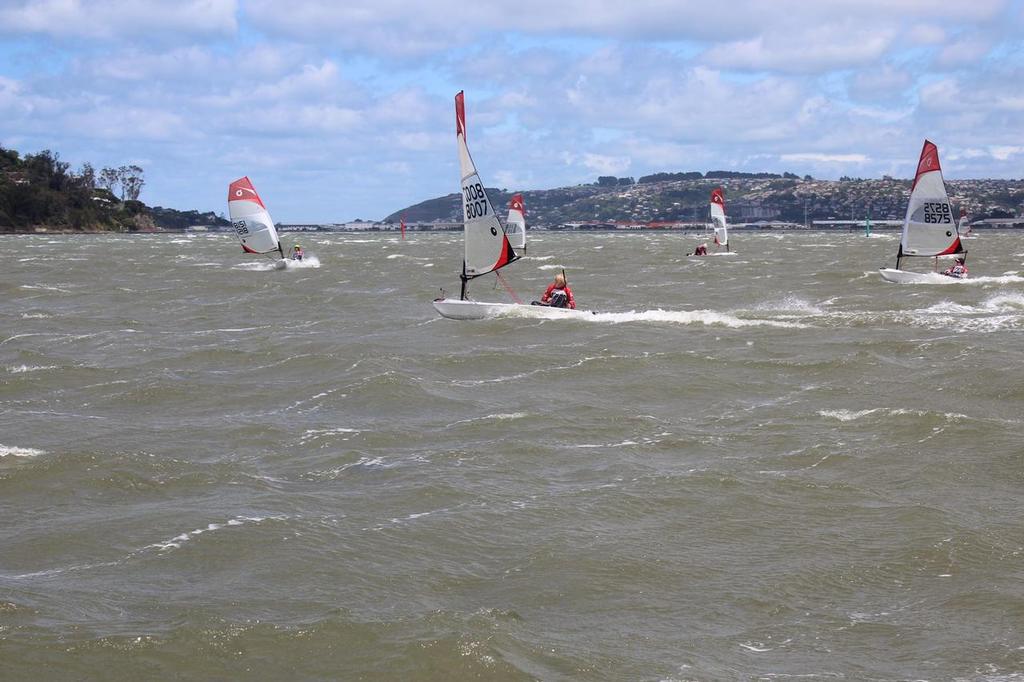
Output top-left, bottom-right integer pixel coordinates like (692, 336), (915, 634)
(455, 91), (466, 139)
(711, 187), (725, 211)
(228, 176), (266, 209)
(912, 140), (940, 191)
(509, 193), (524, 214)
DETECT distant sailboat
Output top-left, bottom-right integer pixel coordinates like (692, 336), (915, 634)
(878, 140), (967, 283)
(959, 207), (975, 238)
(693, 187), (734, 256)
(228, 177), (286, 268)
(433, 91), (524, 320)
(505, 194), (526, 251)
(710, 188), (729, 252)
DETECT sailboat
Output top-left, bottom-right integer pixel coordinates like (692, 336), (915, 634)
(692, 187), (735, 256)
(879, 140), (967, 283)
(710, 188), (730, 252)
(433, 92), (524, 319)
(959, 208), (975, 238)
(505, 194), (526, 251)
(228, 176), (287, 269)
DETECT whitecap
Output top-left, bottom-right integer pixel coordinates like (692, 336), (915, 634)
(146, 515), (281, 552)
(7, 365), (58, 374)
(0, 444), (46, 458)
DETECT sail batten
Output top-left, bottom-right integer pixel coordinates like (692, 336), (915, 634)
(228, 177), (280, 255)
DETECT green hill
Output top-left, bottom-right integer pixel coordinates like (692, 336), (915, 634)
(386, 172), (1024, 226)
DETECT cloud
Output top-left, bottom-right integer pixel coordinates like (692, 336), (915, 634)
(848, 63), (913, 101)
(581, 153), (631, 175)
(2, 0), (1022, 222)
(0, 0), (238, 40)
(781, 153), (870, 164)
(989, 145), (1024, 161)
(934, 32), (997, 68)
(703, 22), (896, 73)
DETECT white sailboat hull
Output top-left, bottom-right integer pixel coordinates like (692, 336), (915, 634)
(878, 268), (966, 284)
(432, 298), (584, 320)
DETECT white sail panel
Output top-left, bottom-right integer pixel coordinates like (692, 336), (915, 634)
(228, 177), (280, 255)
(505, 193), (526, 250)
(456, 91), (516, 277)
(710, 188), (728, 247)
(899, 140), (963, 259)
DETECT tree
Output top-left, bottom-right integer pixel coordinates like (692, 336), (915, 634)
(121, 165), (145, 201)
(76, 162), (96, 190)
(99, 167), (120, 196)
(597, 176), (618, 186)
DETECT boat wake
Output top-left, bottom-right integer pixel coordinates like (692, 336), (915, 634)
(233, 255), (321, 272)
(586, 308), (808, 329)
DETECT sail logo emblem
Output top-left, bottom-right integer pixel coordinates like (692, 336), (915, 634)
(234, 188), (257, 199)
(490, 226), (497, 236)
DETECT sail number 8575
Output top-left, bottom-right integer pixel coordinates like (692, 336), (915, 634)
(922, 202), (952, 224)
(462, 183), (488, 219)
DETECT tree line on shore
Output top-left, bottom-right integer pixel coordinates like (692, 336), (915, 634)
(0, 145), (225, 232)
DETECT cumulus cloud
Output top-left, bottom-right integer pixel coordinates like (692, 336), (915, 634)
(703, 22), (896, 73)
(0, 0), (238, 40)
(782, 153), (869, 164)
(2, 0), (1022, 221)
(848, 63), (914, 101)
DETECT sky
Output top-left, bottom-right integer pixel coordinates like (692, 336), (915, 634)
(1, 0), (1022, 223)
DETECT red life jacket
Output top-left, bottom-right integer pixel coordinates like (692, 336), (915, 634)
(541, 283), (576, 309)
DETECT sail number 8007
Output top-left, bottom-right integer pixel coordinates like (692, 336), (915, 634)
(462, 182), (488, 219)
(922, 202), (952, 224)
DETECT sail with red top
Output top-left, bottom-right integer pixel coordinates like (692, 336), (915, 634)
(897, 140), (964, 267)
(958, 207), (972, 236)
(227, 177), (281, 255)
(709, 187), (729, 251)
(455, 90), (518, 287)
(505, 193), (526, 250)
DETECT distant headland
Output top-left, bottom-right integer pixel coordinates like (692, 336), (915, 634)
(3, 145), (1021, 234)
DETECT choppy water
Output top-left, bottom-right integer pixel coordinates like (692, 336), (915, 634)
(2, 231), (1024, 680)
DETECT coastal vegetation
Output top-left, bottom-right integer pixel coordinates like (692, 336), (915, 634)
(0, 145), (226, 233)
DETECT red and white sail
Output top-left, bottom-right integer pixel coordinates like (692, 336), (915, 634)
(505, 193), (526, 250)
(227, 177), (281, 255)
(709, 187), (728, 248)
(898, 140), (963, 262)
(958, 207), (972, 236)
(456, 91), (517, 278)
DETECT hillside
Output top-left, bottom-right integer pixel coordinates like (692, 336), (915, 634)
(386, 172), (1024, 226)
(0, 145), (228, 232)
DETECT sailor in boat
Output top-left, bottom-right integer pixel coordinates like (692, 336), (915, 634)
(942, 257), (968, 279)
(693, 243), (708, 256)
(291, 244), (304, 261)
(535, 273), (576, 309)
